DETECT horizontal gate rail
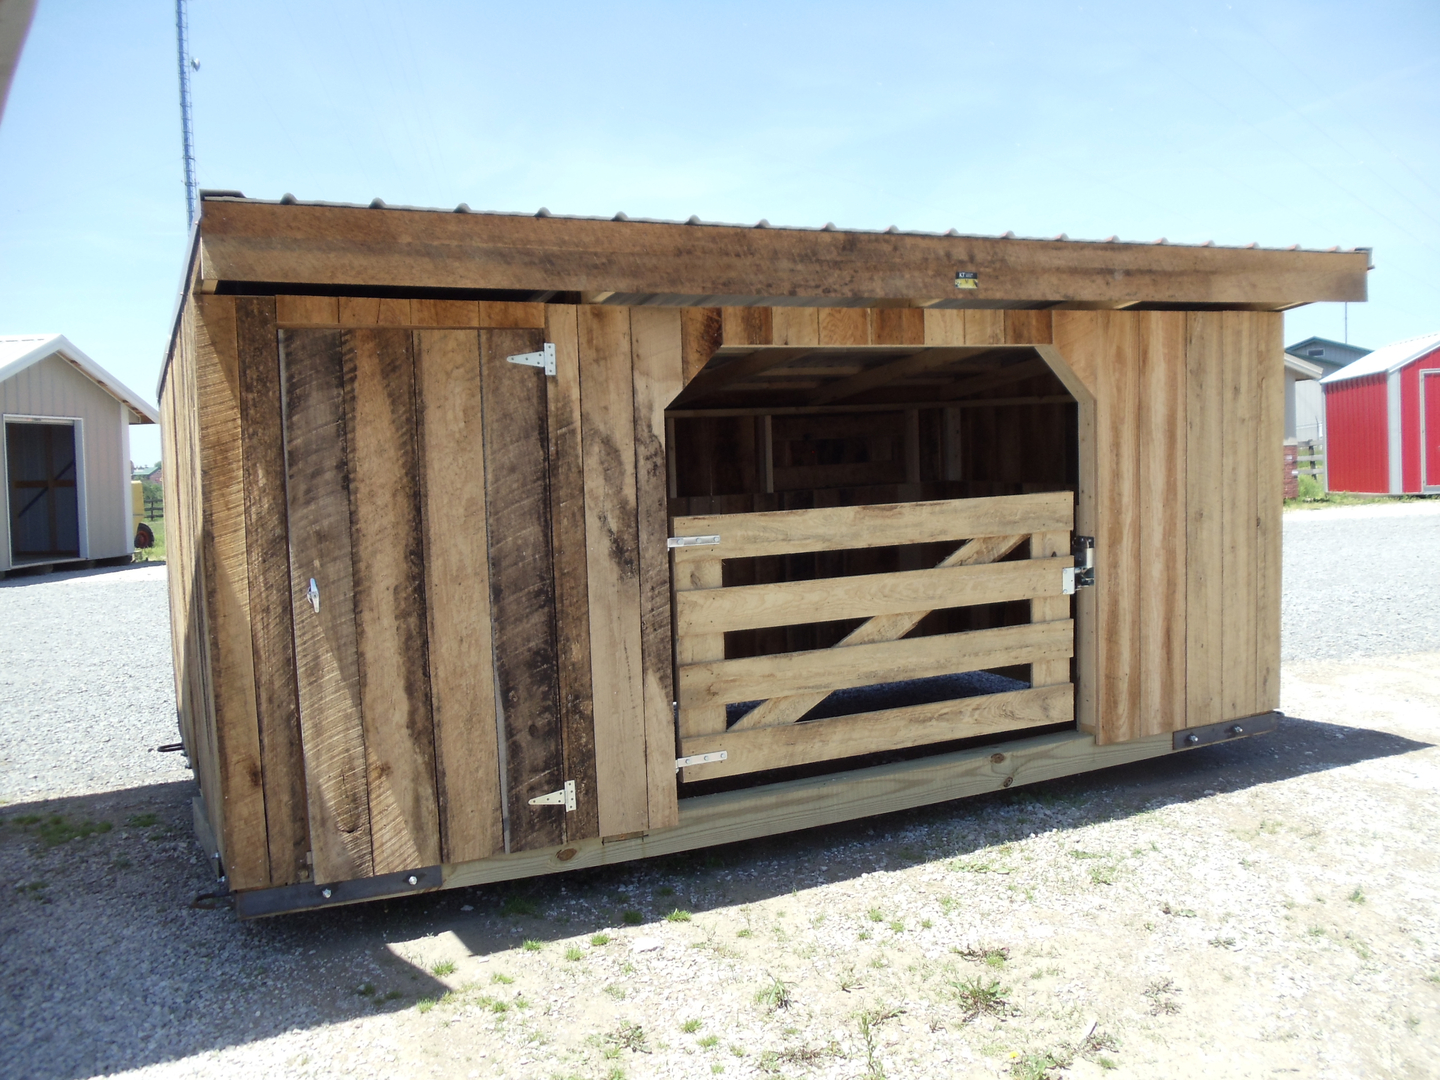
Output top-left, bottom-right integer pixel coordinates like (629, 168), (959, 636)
(671, 491), (1076, 781)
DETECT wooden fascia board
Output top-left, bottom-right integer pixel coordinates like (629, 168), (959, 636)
(196, 201), (1369, 308)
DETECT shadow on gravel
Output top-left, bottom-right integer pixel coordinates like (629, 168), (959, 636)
(0, 713), (1428, 1079)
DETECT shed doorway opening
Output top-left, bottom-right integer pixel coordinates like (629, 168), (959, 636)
(666, 341), (1080, 786)
(6, 420), (81, 563)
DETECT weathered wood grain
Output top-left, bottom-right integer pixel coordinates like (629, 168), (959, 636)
(194, 294), (270, 889)
(721, 307), (773, 347)
(1220, 312), (1258, 719)
(1184, 313), (1224, 729)
(1255, 313), (1285, 712)
(819, 308), (871, 346)
(578, 306), (650, 836)
(482, 328), (565, 852)
(679, 307), (723, 385)
(342, 329), (440, 873)
(414, 328), (503, 863)
(545, 305), (601, 841)
(279, 328), (374, 882)
(771, 307), (820, 346)
(236, 296), (310, 885)
(1029, 529), (1074, 689)
(630, 307), (684, 831)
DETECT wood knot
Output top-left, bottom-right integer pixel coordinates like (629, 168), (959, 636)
(556, 848), (578, 862)
(990, 753), (1005, 765)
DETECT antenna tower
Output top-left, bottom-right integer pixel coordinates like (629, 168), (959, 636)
(175, 0), (197, 228)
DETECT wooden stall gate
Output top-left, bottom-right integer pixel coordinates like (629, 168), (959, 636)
(671, 491), (1076, 782)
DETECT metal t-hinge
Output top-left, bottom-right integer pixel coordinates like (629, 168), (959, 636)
(528, 779), (576, 811)
(667, 535), (720, 549)
(506, 342), (556, 376)
(1063, 535), (1095, 594)
(675, 751), (727, 772)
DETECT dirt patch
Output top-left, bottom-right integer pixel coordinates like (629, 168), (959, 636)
(2, 652), (1436, 1079)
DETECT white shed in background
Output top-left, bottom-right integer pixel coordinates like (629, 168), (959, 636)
(0, 335), (159, 573)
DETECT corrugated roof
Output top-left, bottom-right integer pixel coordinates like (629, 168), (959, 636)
(197, 191), (1375, 257)
(0, 334), (160, 423)
(1319, 331), (1440, 383)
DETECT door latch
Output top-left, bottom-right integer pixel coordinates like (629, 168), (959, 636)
(1062, 536), (1095, 594)
(506, 342), (556, 376)
(307, 578), (320, 613)
(528, 779), (576, 811)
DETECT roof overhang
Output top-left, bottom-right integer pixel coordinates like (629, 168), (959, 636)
(194, 197), (1371, 313)
(1284, 354), (1324, 381)
(0, 335), (160, 424)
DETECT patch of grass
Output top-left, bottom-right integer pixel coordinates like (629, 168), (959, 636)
(940, 896), (956, 914)
(1068, 850), (1106, 860)
(490, 972), (514, 985)
(609, 1021), (650, 1054)
(1097, 1057), (1118, 1070)
(856, 1006), (902, 1079)
(857, 930), (871, 941)
(1209, 936), (1237, 949)
(957, 945), (1010, 968)
(501, 895), (539, 917)
(482, 996), (510, 1014)
(1161, 902), (1196, 918)
(887, 919), (905, 933)
(382, 989), (405, 1002)
(838, 966), (862, 992)
(564, 945), (584, 962)
(416, 997), (437, 1013)
(681, 1018), (703, 1033)
(657, 885), (675, 897)
(921, 918), (933, 930)
(759, 1044), (840, 1072)
(604, 984), (627, 1001)
(126, 813), (159, 828)
(754, 975), (793, 1011)
(622, 910), (644, 926)
(1089, 865), (1118, 886)
(356, 982), (376, 997)
(110, 855), (132, 870)
(736, 928), (753, 938)
(1144, 978), (1181, 1015)
(1011, 1051), (1067, 1080)
(521, 939), (543, 952)
(1349, 886), (1366, 904)
(590, 933), (611, 947)
(951, 859), (1012, 875)
(951, 976), (1010, 1021)
(20, 814), (114, 847)
(665, 908), (693, 923)
(698, 1034), (719, 1048)
(430, 960), (456, 976)
(867, 907), (884, 922)
(728, 1044), (746, 1057)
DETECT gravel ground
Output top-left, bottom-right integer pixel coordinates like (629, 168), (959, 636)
(1282, 500), (1440, 661)
(0, 505), (1437, 1080)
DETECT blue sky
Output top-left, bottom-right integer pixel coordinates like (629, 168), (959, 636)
(2, 0), (1436, 466)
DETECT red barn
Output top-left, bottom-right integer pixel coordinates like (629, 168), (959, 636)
(1322, 332), (1440, 494)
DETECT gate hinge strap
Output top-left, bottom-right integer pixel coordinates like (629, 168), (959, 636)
(676, 751), (727, 771)
(528, 779), (576, 811)
(506, 342), (557, 376)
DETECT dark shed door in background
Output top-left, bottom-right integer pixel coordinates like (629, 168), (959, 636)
(278, 326), (573, 885)
(7, 421), (80, 561)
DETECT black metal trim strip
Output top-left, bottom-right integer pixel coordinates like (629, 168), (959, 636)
(233, 864), (443, 919)
(1172, 710), (1279, 751)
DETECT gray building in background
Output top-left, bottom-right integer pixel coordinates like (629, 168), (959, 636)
(1, 335), (158, 572)
(1284, 336), (1371, 442)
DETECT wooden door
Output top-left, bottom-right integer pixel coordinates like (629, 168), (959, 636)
(1423, 370), (1440, 493)
(6, 421), (80, 561)
(278, 325), (575, 885)
(670, 491), (1076, 782)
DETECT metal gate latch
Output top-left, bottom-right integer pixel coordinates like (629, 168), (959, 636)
(307, 578), (320, 613)
(675, 751), (727, 771)
(1063, 536), (1095, 594)
(667, 535), (721, 549)
(528, 779), (576, 811)
(506, 343), (556, 376)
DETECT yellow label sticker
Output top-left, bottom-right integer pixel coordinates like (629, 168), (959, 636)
(955, 271), (979, 290)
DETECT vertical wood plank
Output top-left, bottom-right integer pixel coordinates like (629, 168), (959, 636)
(1185, 313), (1224, 729)
(721, 307), (773, 347)
(236, 296), (310, 886)
(482, 328), (565, 852)
(1030, 529), (1072, 687)
(1255, 312), (1285, 713)
(578, 306), (650, 836)
(1005, 310), (1054, 346)
(1220, 312), (1258, 720)
(771, 307), (820, 346)
(194, 294), (270, 889)
(415, 328), (503, 863)
(674, 552), (725, 739)
(631, 307), (684, 831)
(874, 308), (924, 345)
(546, 306), (601, 841)
(276, 296), (338, 326)
(923, 309), (966, 346)
(819, 308), (870, 346)
(1102, 313), (1142, 744)
(279, 329), (374, 882)
(964, 310), (1006, 346)
(1137, 312), (1188, 736)
(680, 308), (723, 386)
(343, 329), (440, 873)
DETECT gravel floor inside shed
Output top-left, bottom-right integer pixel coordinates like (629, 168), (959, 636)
(0, 503), (1436, 1080)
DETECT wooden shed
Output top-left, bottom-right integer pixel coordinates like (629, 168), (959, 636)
(157, 195), (1368, 916)
(2, 334), (159, 573)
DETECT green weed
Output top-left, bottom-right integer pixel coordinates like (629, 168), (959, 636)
(590, 933), (611, 947)
(665, 908), (693, 923)
(564, 945), (584, 962)
(681, 1018), (702, 1034)
(490, 972), (514, 985)
(501, 895), (539, 917)
(754, 975), (792, 1011)
(622, 910), (643, 926)
(951, 975), (1010, 1021)
(430, 960), (456, 976)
